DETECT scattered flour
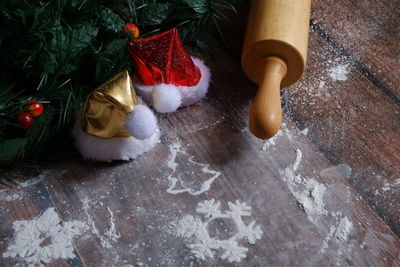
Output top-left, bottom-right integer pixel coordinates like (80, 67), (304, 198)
(280, 150), (327, 225)
(382, 178), (400, 191)
(188, 117), (225, 135)
(166, 142), (221, 195)
(320, 164), (352, 180)
(0, 191), (24, 202)
(293, 149), (303, 171)
(335, 216), (353, 241)
(15, 170), (56, 188)
(2, 208), (89, 266)
(261, 123), (292, 151)
(319, 214), (354, 255)
(320, 225), (336, 254)
(18, 177), (42, 188)
(300, 128), (309, 136)
(82, 198), (120, 249)
(318, 81), (326, 89)
(176, 199), (262, 263)
(261, 131), (282, 151)
(280, 150), (354, 256)
(283, 169), (328, 225)
(104, 207), (121, 247)
(281, 149), (353, 253)
(329, 63), (350, 81)
(0, 172), (48, 203)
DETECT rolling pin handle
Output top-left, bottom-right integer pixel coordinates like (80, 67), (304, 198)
(249, 56), (287, 139)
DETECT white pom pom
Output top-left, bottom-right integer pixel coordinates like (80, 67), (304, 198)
(152, 84), (182, 113)
(125, 104), (157, 140)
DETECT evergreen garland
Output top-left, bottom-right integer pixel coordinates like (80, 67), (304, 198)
(0, 0), (241, 173)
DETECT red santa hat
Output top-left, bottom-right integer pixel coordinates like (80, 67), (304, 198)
(128, 28), (211, 113)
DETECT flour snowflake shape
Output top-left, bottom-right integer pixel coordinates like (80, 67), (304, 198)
(176, 199), (263, 263)
(3, 208), (89, 266)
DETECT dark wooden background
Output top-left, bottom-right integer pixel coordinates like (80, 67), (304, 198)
(1, 0), (399, 266)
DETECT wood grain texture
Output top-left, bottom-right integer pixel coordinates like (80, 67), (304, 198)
(0, 170), (84, 267)
(37, 114), (400, 266)
(285, 30), (400, 236)
(311, 0), (400, 99)
(222, 0), (400, 236)
(1, 39), (399, 266)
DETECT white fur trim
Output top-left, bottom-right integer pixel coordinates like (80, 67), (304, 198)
(152, 84), (182, 113)
(134, 57), (211, 111)
(180, 57), (211, 106)
(71, 112), (160, 162)
(125, 104), (157, 139)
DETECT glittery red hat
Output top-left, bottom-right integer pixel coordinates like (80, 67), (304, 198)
(127, 28), (211, 113)
(128, 28), (201, 87)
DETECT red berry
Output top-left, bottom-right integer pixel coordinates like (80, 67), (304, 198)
(122, 24), (139, 38)
(27, 99), (44, 117)
(18, 112), (33, 131)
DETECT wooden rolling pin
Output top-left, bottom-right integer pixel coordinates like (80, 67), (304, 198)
(242, 0), (311, 139)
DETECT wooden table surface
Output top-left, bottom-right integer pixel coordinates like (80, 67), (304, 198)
(1, 1), (399, 266)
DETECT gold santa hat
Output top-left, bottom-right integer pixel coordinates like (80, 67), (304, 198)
(82, 70), (137, 139)
(72, 70), (159, 162)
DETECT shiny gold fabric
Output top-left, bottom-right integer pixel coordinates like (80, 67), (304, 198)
(82, 70), (137, 138)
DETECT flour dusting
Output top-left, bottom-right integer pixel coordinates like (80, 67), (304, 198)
(335, 216), (353, 241)
(320, 164), (352, 180)
(300, 128), (309, 136)
(104, 207), (121, 246)
(329, 63), (350, 81)
(82, 198), (120, 249)
(382, 178), (400, 191)
(320, 225), (336, 254)
(261, 131), (282, 150)
(166, 142), (221, 195)
(261, 123), (292, 151)
(293, 149), (302, 171)
(175, 199), (262, 263)
(282, 151), (355, 255)
(18, 177), (42, 188)
(0, 172), (47, 202)
(280, 151), (327, 225)
(3, 207), (89, 266)
(0, 191), (24, 202)
(319, 213), (354, 254)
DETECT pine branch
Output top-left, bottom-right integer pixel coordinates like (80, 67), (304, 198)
(0, 0), (243, 169)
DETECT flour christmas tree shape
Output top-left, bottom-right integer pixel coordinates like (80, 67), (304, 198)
(176, 199), (263, 263)
(165, 143), (221, 195)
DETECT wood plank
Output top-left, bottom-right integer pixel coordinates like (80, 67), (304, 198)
(34, 42), (400, 266)
(312, 0), (400, 99)
(0, 170), (84, 267)
(221, 1), (400, 236)
(1, 2), (399, 265)
(284, 30), (400, 235)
